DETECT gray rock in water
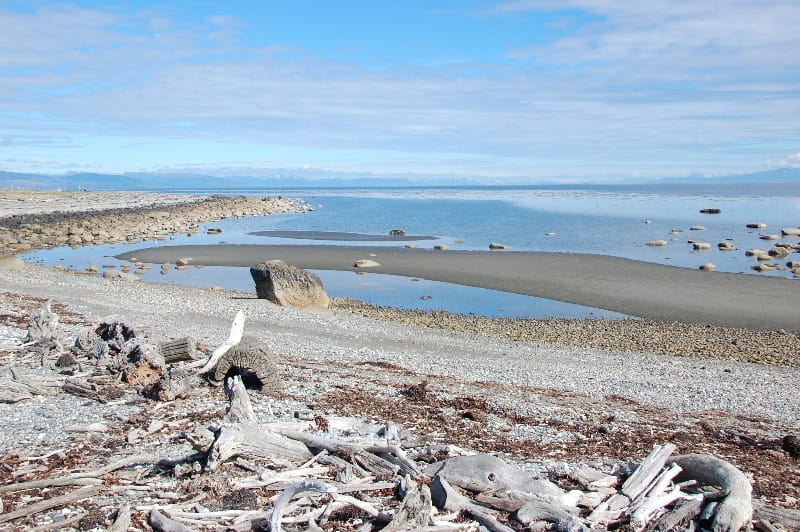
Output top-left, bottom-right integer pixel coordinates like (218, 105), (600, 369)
(250, 260), (330, 308)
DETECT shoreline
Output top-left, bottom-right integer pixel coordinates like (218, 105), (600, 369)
(119, 243), (800, 332)
(1, 261), (798, 424)
(331, 297), (800, 367)
(0, 192), (308, 254)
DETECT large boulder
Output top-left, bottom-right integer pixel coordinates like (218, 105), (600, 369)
(250, 260), (329, 308)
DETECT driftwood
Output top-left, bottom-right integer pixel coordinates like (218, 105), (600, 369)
(159, 337), (198, 363)
(62, 377), (106, 403)
(383, 478), (432, 531)
(669, 453), (753, 532)
(276, 429), (402, 479)
(621, 444), (676, 500)
(205, 376), (312, 470)
(516, 499), (589, 531)
(148, 509), (193, 532)
(24, 300), (59, 345)
(630, 463), (695, 530)
(108, 503), (132, 532)
(752, 501), (800, 530)
(651, 498), (703, 531)
(270, 479), (335, 532)
(194, 310), (245, 374)
(0, 453), (156, 494)
(572, 466), (618, 490)
(429, 471), (515, 532)
(427, 453), (564, 499)
(209, 336), (284, 393)
(0, 485), (100, 525)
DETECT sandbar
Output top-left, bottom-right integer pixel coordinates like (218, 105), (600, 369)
(119, 244), (800, 332)
(249, 230), (436, 241)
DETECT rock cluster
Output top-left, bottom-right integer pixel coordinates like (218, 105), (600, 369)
(0, 195), (308, 255)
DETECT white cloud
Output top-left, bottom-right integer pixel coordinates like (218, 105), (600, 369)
(767, 152), (800, 168)
(0, 3), (797, 179)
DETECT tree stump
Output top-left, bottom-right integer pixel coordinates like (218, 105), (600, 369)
(209, 336), (283, 393)
(159, 337), (199, 364)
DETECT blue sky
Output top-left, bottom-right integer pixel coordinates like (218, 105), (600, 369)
(1, 0), (799, 182)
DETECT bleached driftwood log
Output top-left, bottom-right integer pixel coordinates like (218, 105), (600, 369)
(24, 300), (59, 345)
(630, 463), (699, 530)
(108, 503), (131, 532)
(621, 444), (676, 500)
(194, 310), (244, 374)
(148, 509), (193, 532)
(752, 501), (800, 531)
(0, 453), (156, 494)
(0, 485), (100, 525)
(270, 479), (336, 532)
(516, 499), (589, 532)
(427, 453), (564, 499)
(650, 498), (703, 531)
(205, 376), (312, 470)
(275, 429), (402, 479)
(669, 453), (753, 532)
(383, 477), (432, 531)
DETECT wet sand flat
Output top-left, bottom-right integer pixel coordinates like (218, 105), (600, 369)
(119, 244), (800, 332)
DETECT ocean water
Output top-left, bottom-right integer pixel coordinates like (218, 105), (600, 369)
(23, 183), (800, 319)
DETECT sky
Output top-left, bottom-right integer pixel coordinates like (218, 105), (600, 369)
(1, 0), (799, 183)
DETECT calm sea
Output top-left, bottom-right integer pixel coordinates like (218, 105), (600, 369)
(23, 182), (800, 319)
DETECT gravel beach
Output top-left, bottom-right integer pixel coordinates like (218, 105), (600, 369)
(1, 191), (798, 527)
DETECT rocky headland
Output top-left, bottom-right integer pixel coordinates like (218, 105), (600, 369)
(0, 191), (309, 254)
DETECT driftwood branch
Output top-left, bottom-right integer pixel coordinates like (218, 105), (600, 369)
(516, 499), (589, 532)
(669, 453), (753, 532)
(194, 311), (245, 374)
(0, 453), (156, 494)
(108, 503), (132, 532)
(383, 478), (432, 531)
(148, 509), (193, 532)
(0, 485), (100, 525)
(205, 376), (312, 470)
(621, 444), (676, 500)
(270, 480), (335, 532)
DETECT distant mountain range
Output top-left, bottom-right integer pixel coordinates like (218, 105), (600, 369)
(655, 167), (800, 185)
(0, 167), (797, 191)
